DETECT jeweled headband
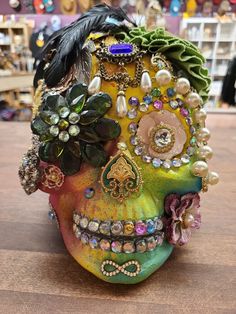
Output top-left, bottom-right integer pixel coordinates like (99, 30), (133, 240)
(19, 4), (219, 284)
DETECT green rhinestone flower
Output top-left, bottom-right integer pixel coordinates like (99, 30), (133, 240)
(31, 83), (121, 175)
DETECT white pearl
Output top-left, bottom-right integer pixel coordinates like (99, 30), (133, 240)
(155, 69), (172, 86)
(197, 145), (213, 160)
(193, 108), (207, 123)
(191, 161), (208, 177)
(175, 77), (191, 95)
(116, 95), (127, 118)
(196, 128), (211, 142)
(88, 76), (101, 95)
(141, 71), (152, 93)
(185, 92), (202, 108)
(207, 171), (219, 185)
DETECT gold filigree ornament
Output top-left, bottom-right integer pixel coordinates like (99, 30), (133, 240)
(100, 143), (143, 203)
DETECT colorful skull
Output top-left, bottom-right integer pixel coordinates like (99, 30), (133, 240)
(19, 5), (219, 284)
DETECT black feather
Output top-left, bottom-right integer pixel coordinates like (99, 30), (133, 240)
(36, 4), (136, 88)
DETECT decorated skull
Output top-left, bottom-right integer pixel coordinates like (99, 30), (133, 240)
(19, 5), (219, 284)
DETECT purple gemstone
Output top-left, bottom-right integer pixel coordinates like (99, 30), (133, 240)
(180, 107), (189, 117)
(109, 43), (133, 54)
(135, 222), (147, 235)
(128, 96), (139, 106)
(153, 100), (163, 110)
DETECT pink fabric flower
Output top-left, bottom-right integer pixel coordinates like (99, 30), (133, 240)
(136, 110), (187, 159)
(164, 193), (201, 246)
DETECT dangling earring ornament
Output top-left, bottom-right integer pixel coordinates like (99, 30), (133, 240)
(100, 142), (143, 203)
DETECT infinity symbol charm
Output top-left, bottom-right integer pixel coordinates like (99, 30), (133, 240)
(101, 260), (141, 277)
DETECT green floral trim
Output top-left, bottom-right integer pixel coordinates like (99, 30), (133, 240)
(119, 27), (211, 102)
(31, 83), (121, 176)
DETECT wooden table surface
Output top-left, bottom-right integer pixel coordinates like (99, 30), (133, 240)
(0, 116), (235, 314)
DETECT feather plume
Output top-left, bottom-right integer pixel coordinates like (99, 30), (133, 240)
(35, 4), (136, 88)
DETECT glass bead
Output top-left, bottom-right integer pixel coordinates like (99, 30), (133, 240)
(49, 125), (59, 137)
(68, 112), (80, 124)
(84, 187), (95, 199)
(49, 113), (60, 125)
(58, 119), (69, 130)
(59, 131), (70, 142)
(68, 125), (80, 137)
(59, 106), (70, 118)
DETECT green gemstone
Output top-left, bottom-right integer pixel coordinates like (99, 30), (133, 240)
(58, 119), (69, 130)
(59, 131), (70, 142)
(31, 116), (49, 135)
(82, 144), (107, 167)
(60, 148), (82, 176)
(67, 83), (88, 104)
(79, 110), (101, 125)
(94, 118), (121, 140)
(68, 112), (80, 124)
(68, 125), (80, 137)
(190, 137), (197, 146)
(85, 93), (112, 116)
(49, 125), (59, 137)
(71, 94), (86, 113)
(43, 95), (60, 111)
(151, 88), (161, 97)
(38, 141), (64, 162)
(59, 106), (70, 118)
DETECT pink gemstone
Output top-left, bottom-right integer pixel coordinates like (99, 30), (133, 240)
(153, 100), (163, 110)
(135, 222), (147, 235)
(180, 107), (189, 117)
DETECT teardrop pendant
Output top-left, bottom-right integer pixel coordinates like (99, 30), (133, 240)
(88, 75), (101, 95)
(116, 91), (127, 118)
(140, 70), (152, 93)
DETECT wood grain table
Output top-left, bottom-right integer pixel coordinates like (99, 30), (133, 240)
(0, 115), (235, 314)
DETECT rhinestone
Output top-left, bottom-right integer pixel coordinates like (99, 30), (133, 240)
(146, 236), (157, 251)
(111, 221), (123, 236)
(130, 135), (139, 146)
(123, 241), (135, 253)
(169, 100), (179, 109)
(59, 106), (70, 118)
(143, 95), (153, 105)
(73, 212), (80, 224)
(128, 122), (138, 134)
(142, 155), (152, 163)
(89, 237), (99, 249)
(100, 239), (110, 251)
(187, 146), (195, 156)
(68, 112), (80, 124)
(136, 240), (147, 253)
(88, 220), (100, 232)
(127, 108), (138, 119)
(180, 107), (189, 117)
(176, 98), (184, 106)
(58, 119), (69, 130)
(128, 96), (139, 106)
(109, 43), (133, 54)
(111, 241), (122, 253)
(68, 125), (80, 136)
(153, 100), (163, 110)
(139, 103), (149, 112)
(59, 131), (69, 142)
(152, 158), (162, 168)
(155, 218), (163, 230)
(49, 113), (59, 125)
(190, 137), (197, 146)
(156, 59), (166, 69)
(155, 234), (164, 245)
(160, 95), (169, 103)
(172, 158), (182, 168)
(49, 125), (59, 137)
(74, 226), (82, 239)
(79, 217), (89, 229)
(84, 187), (95, 199)
(123, 221), (134, 235)
(154, 128), (172, 148)
(190, 126), (196, 134)
(134, 146), (144, 156)
(186, 117), (193, 125)
(167, 88), (176, 97)
(181, 154), (190, 164)
(162, 159), (172, 169)
(146, 219), (156, 234)
(48, 210), (55, 220)
(99, 221), (111, 235)
(135, 221), (147, 235)
(151, 88), (161, 97)
(81, 233), (89, 244)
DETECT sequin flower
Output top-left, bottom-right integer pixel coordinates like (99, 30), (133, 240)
(41, 164), (65, 189)
(164, 193), (201, 246)
(31, 83), (121, 175)
(137, 110), (187, 160)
